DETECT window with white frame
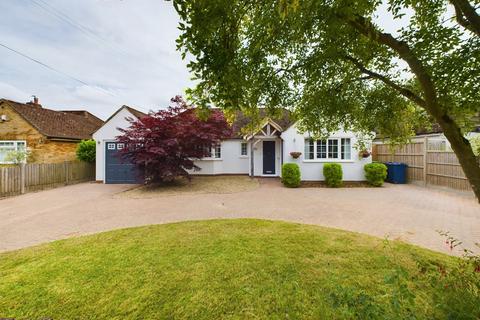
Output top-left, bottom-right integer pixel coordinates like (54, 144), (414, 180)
(213, 144), (221, 158)
(240, 142), (248, 156)
(0, 140), (27, 164)
(305, 138), (351, 160)
(200, 144), (221, 159)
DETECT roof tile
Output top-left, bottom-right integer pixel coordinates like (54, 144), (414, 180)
(0, 99), (103, 140)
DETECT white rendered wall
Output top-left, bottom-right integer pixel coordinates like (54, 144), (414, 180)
(281, 124), (372, 181)
(193, 139), (250, 175)
(92, 108), (137, 182)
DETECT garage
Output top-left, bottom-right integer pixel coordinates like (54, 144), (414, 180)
(105, 142), (143, 184)
(93, 105), (147, 183)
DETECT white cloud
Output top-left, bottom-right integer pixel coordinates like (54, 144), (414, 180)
(0, 1), (416, 120)
(0, 0), (192, 119)
(0, 82), (30, 101)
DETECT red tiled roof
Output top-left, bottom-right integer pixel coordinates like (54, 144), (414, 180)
(0, 99), (104, 140)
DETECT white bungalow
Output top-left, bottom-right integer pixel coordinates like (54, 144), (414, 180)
(93, 106), (372, 183)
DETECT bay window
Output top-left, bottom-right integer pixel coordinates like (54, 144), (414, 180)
(304, 138), (351, 161)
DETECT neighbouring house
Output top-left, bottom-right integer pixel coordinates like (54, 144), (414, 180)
(0, 98), (103, 164)
(94, 106), (372, 183)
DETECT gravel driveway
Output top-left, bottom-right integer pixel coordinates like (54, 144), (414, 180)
(0, 178), (478, 255)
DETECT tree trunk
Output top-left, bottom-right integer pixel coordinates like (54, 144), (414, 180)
(450, 0), (480, 36)
(346, 15), (480, 202)
(436, 114), (480, 201)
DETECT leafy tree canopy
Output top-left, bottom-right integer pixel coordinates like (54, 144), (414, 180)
(174, 0), (478, 139)
(173, 0), (480, 200)
(117, 96), (232, 183)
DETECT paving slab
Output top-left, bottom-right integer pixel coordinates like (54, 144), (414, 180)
(0, 179), (478, 255)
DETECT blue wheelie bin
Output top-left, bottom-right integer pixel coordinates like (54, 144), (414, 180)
(384, 162), (407, 184)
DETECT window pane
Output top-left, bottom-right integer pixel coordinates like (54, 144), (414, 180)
(328, 139), (338, 159)
(0, 141), (17, 163)
(341, 138), (351, 160)
(214, 144), (221, 158)
(0, 148), (8, 163)
(241, 142), (248, 156)
(316, 140), (327, 159)
(304, 139), (314, 159)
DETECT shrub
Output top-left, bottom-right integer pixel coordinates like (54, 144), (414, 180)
(323, 163), (342, 187)
(470, 135), (480, 156)
(5, 149), (29, 164)
(76, 139), (96, 162)
(117, 96), (232, 183)
(364, 163), (387, 187)
(281, 163), (301, 187)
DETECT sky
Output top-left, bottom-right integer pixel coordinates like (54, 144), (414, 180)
(0, 1), (409, 120)
(0, 0), (192, 119)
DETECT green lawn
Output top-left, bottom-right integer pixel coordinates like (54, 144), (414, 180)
(0, 219), (478, 319)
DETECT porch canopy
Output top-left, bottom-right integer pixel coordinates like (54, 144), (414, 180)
(244, 118), (285, 176)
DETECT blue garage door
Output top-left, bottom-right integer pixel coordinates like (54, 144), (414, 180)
(105, 142), (143, 184)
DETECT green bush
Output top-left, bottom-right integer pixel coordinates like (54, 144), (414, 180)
(281, 163), (301, 187)
(470, 135), (480, 156)
(323, 163), (342, 187)
(76, 139), (96, 162)
(364, 163), (388, 187)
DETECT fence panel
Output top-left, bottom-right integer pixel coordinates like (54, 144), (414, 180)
(373, 139), (476, 192)
(0, 161), (95, 198)
(0, 166), (21, 197)
(373, 142), (424, 182)
(426, 151), (471, 191)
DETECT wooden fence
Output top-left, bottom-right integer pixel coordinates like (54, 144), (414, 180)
(372, 138), (478, 192)
(0, 161), (95, 198)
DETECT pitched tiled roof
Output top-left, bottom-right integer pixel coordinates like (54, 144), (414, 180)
(125, 106), (147, 120)
(0, 99), (104, 140)
(103, 105), (147, 125)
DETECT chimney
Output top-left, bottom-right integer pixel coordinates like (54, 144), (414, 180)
(28, 95), (41, 107)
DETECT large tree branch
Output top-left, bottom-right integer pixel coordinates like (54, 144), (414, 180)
(344, 15), (440, 115)
(450, 0), (480, 37)
(341, 13), (480, 201)
(342, 55), (426, 107)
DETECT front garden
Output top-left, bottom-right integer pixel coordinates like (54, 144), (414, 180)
(118, 175), (259, 198)
(281, 162), (387, 188)
(0, 219), (478, 319)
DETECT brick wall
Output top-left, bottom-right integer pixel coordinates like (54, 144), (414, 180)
(0, 104), (79, 163)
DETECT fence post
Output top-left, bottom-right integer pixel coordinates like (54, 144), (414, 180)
(423, 137), (428, 186)
(20, 163), (26, 194)
(64, 161), (69, 185)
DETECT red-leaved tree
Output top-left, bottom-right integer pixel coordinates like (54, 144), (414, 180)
(117, 96), (232, 183)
